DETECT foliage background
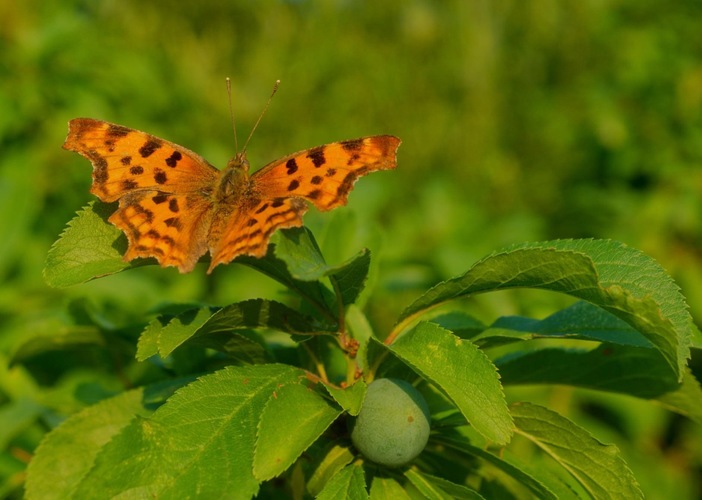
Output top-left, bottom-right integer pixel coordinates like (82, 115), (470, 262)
(1, 0), (701, 497)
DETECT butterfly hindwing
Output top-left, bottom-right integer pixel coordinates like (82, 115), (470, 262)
(208, 197), (307, 272)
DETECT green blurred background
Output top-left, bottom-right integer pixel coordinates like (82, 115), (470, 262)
(2, 0), (702, 497)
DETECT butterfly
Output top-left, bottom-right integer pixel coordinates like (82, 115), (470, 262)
(62, 118), (400, 273)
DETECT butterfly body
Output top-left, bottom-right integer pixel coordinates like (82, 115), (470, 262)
(63, 118), (400, 273)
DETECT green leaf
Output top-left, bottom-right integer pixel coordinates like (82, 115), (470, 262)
(275, 226), (372, 306)
(511, 402), (643, 499)
(43, 202), (141, 287)
(137, 300), (315, 361)
(238, 248), (336, 321)
(24, 384), (182, 500)
(0, 398), (42, 450)
(274, 226), (329, 281)
(404, 469), (483, 499)
(10, 325), (104, 365)
(136, 306), (215, 361)
(317, 463), (369, 500)
(254, 380), (341, 480)
(432, 429), (557, 499)
(496, 344), (678, 398)
(369, 475), (410, 499)
(306, 444), (355, 497)
(386, 322), (512, 445)
(323, 379), (367, 416)
(330, 248), (371, 306)
(481, 301), (652, 347)
(72, 364), (302, 499)
(656, 369), (702, 423)
(397, 240), (691, 381)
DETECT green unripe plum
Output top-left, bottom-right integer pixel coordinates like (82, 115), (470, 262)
(350, 378), (431, 467)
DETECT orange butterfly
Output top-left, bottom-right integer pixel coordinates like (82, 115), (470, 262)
(63, 118), (400, 273)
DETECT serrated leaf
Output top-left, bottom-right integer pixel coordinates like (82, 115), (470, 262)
(511, 402), (643, 499)
(317, 463), (369, 500)
(238, 248), (336, 320)
(136, 306), (215, 361)
(397, 239), (691, 381)
(404, 469), (483, 499)
(496, 344), (678, 398)
(72, 364), (302, 499)
(274, 226), (329, 280)
(137, 300), (316, 361)
(386, 322), (512, 445)
(43, 202), (143, 287)
(254, 381), (341, 480)
(25, 382), (186, 500)
(484, 301), (652, 347)
(275, 227), (371, 306)
(330, 248), (371, 306)
(307, 444), (355, 496)
(323, 379), (367, 415)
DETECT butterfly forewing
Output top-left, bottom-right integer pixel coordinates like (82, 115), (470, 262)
(250, 135), (401, 211)
(63, 118), (220, 202)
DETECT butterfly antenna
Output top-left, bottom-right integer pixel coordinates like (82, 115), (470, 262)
(241, 79), (280, 155)
(226, 78), (239, 153)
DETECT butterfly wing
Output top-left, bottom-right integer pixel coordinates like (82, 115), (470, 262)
(63, 118), (221, 272)
(250, 135), (401, 211)
(207, 197), (307, 273)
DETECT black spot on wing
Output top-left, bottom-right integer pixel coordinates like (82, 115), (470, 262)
(146, 229), (161, 238)
(271, 198), (285, 208)
(152, 193), (168, 204)
(154, 168), (167, 184)
(287, 179), (299, 191)
(88, 151), (108, 184)
(341, 138), (363, 151)
(121, 156), (132, 165)
(168, 198), (179, 213)
(308, 190), (321, 200)
(325, 168), (336, 177)
(164, 217), (182, 230)
(246, 218), (257, 227)
(255, 203), (269, 214)
(107, 124), (130, 137)
(165, 151), (182, 168)
(122, 179), (138, 190)
(311, 175), (322, 185)
(130, 166), (144, 175)
(347, 153), (360, 165)
(307, 147), (326, 168)
(139, 139), (162, 158)
(337, 172), (357, 198)
(286, 158), (298, 175)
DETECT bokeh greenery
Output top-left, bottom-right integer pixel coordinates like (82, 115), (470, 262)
(2, 0), (701, 497)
